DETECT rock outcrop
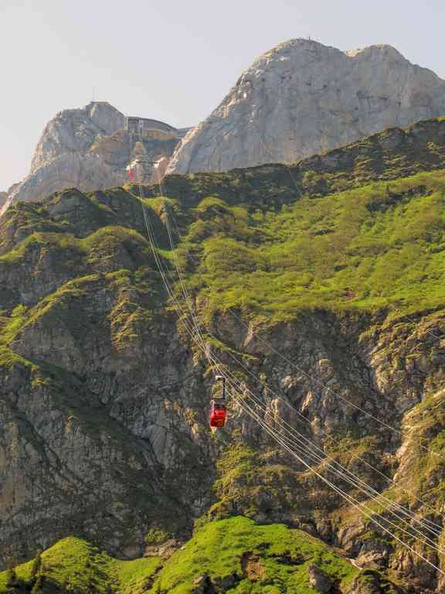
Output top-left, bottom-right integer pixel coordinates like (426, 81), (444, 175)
(30, 102), (126, 172)
(167, 39), (445, 175)
(1, 102), (186, 215)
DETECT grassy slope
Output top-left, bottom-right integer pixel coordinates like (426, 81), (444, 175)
(2, 170), (443, 371)
(0, 537), (161, 594)
(153, 517), (358, 593)
(159, 170), (445, 322)
(0, 518), (360, 594)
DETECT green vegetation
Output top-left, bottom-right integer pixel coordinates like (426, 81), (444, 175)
(0, 220), (168, 360)
(0, 520), (358, 594)
(144, 527), (172, 546)
(152, 516), (358, 593)
(1, 168), (443, 333)
(392, 389), (445, 511)
(115, 557), (162, 594)
(176, 171), (445, 322)
(204, 440), (312, 523)
(0, 537), (161, 594)
(0, 305), (33, 367)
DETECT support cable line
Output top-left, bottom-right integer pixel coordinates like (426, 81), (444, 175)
(138, 195), (445, 569)
(166, 202), (445, 529)
(230, 383), (445, 553)
(198, 303), (445, 530)
(200, 349), (445, 556)
(131, 138), (445, 574)
(229, 386), (445, 577)
(167, 207), (444, 463)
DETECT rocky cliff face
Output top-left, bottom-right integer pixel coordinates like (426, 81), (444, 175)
(167, 39), (445, 175)
(1, 102), (184, 216)
(30, 102), (126, 172)
(0, 122), (444, 593)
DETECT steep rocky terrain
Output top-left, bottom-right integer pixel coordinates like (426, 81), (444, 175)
(0, 119), (444, 593)
(1, 102), (184, 215)
(167, 39), (445, 175)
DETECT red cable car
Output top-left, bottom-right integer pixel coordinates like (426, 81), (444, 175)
(209, 376), (227, 428)
(210, 399), (227, 428)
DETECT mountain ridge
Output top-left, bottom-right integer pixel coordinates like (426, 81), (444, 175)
(3, 38), (445, 219)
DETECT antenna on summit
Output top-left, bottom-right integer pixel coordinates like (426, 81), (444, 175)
(92, 87), (95, 102)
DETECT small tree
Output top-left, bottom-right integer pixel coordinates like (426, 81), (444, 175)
(144, 527), (171, 547)
(30, 550), (42, 578)
(5, 565), (22, 593)
(30, 575), (44, 594)
(6, 566), (19, 588)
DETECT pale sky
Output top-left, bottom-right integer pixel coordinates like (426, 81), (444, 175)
(0, 0), (444, 191)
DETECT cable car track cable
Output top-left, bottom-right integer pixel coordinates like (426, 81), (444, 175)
(140, 195), (445, 560)
(131, 143), (445, 572)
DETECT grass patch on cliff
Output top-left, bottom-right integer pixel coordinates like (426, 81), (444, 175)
(175, 171), (445, 321)
(204, 440), (313, 522)
(152, 516), (358, 593)
(0, 226), (154, 272)
(0, 305), (33, 367)
(390, 389), (445, 509)
(0, 231), (82, 267)
(0, 305), (28, 343)
(0, 537), (161, 594)
(115, 557), (162, 593)
(0, 521), (358, 594)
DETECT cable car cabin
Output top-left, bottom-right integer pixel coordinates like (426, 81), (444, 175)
(209, 399), (227, 428)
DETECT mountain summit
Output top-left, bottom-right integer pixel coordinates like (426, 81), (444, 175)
(167, 39), (445, 174)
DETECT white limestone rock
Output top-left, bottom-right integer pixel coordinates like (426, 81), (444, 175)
(6, 153), (122, 207)
(1, 102), (183, 215)
(167, 39), (445, 174)
(30, 101), (126, 172)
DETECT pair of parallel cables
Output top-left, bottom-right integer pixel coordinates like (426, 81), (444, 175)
(130, 129), (444, 575)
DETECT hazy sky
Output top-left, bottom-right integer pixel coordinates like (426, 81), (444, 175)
(0, 0), (444, 191)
